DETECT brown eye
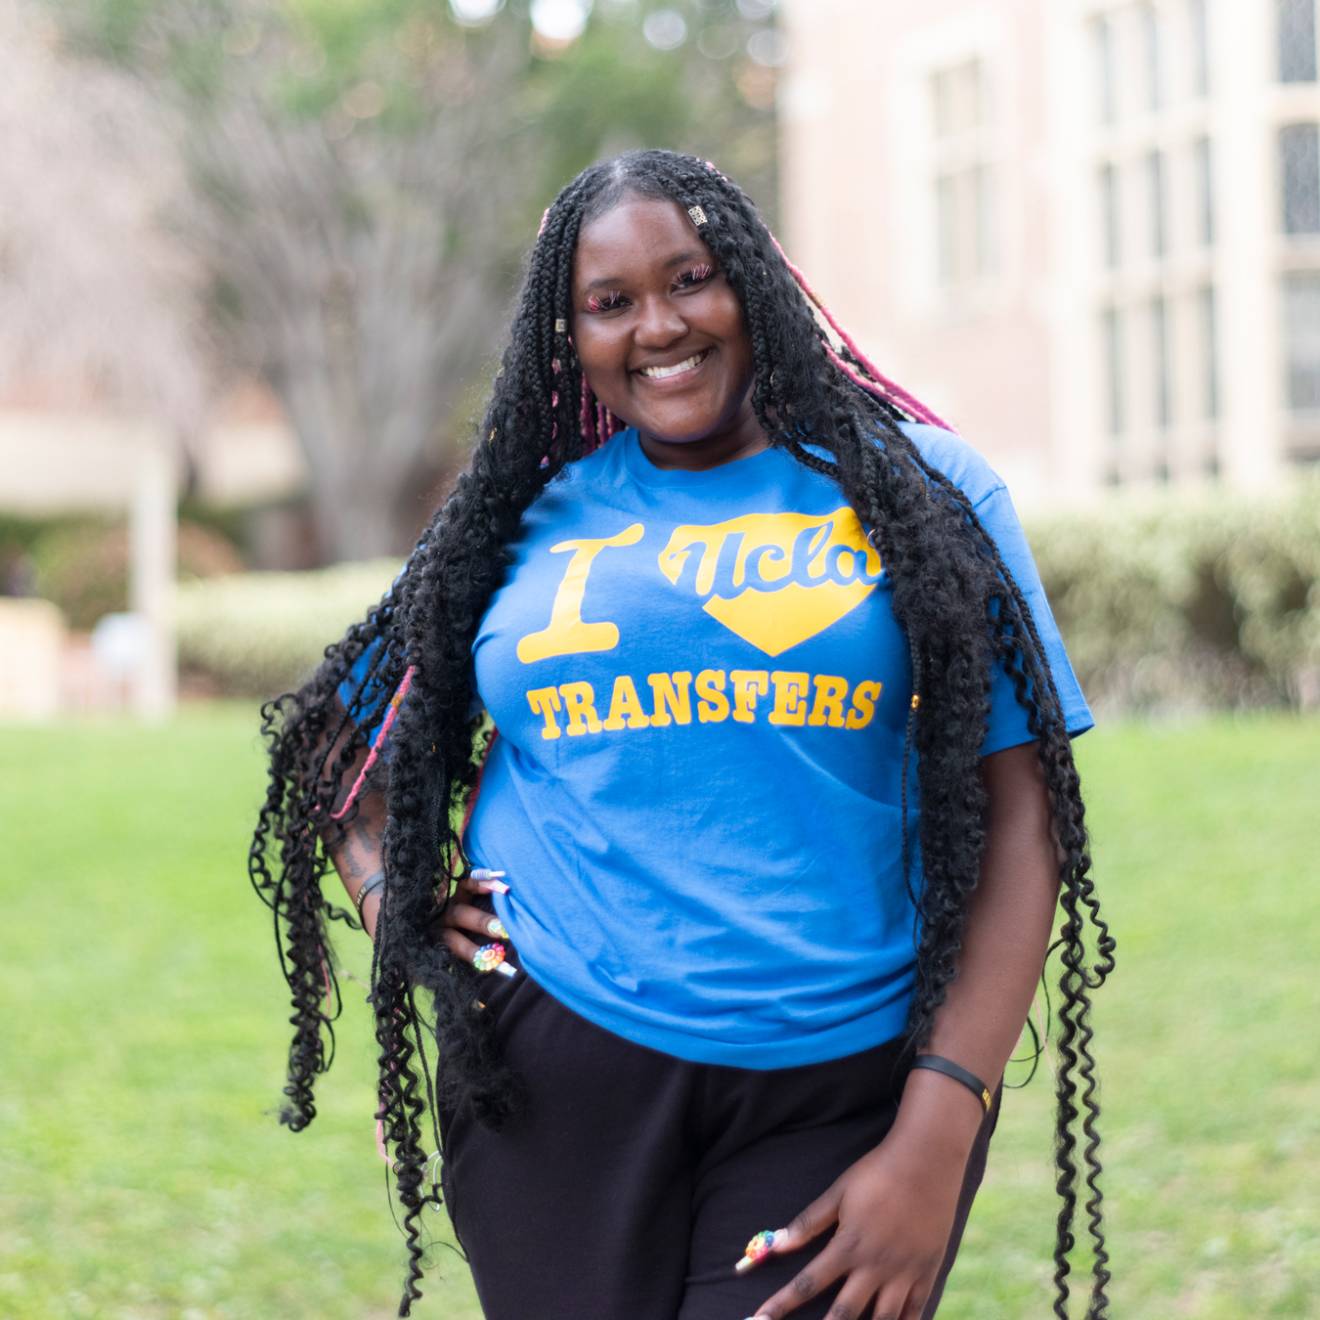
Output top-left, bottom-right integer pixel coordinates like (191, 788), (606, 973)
(586, 290), (628, 313)
(672, 264), (715, 291)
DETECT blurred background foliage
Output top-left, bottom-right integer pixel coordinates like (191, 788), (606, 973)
(1, 0), (1316, 719)
(1030, 476), (1320, 712)
(170, 476), (1320, 711)
(44, 0), (780, 560)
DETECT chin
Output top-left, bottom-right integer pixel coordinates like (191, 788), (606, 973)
(633, 405), (735, 445)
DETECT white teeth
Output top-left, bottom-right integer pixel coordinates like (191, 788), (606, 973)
(639, 351), (706, 379)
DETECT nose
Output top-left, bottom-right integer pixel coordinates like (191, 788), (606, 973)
(633, 293), (687, 349)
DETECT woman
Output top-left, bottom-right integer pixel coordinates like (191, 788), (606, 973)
(249, 149), (1114, 1320)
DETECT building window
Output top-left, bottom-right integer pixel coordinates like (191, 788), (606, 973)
(1099, 161), (1121, 267)
(1147, 149), (1168, 257)
(1140, 3), (1163, 111)
(1194, 136), (1215, 246)
(929, 59), (996, 290)
(1151, 295), (1172, 431)
(1101, 305), (1126, 439)
(1190, 0), (1210, 97)
(1092, 15), (1116, 124)
(1283, 271), (1320, 414)
(1198, 283), (1220, 422)
(1280, 123), (1320, 235)
(1278, 0), (1318, 83)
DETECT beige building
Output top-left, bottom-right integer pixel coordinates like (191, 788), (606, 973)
(779, 0), (1320, 506)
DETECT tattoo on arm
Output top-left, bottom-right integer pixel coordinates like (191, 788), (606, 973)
(338, 815), (383, 884)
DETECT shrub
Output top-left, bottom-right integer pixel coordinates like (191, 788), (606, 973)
(31, 520), (246, 630)
(175, 560), (399, 697)
(175, 477), (1320, 711)
(1027, 475), (1320, 712)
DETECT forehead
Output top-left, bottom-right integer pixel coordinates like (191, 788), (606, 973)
(573, 196), (711, 283)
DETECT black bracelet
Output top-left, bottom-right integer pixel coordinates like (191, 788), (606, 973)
(354, 877), (384, 920)
(910, 1054), (993, 1114)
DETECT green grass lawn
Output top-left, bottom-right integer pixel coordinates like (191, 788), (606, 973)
(2, 706), (1317, 1318)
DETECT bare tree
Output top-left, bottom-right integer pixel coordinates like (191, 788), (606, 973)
(57, 0), (778, 562)
(56, 1), (540, 560)
(0, 0), (207, 430)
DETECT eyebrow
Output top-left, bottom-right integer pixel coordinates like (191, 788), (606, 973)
(580, 249), (711, 292)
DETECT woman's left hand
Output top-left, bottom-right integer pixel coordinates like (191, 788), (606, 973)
(738, 1131), (967, 1320)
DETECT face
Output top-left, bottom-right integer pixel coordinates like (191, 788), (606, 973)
(570, 195), (766, 470)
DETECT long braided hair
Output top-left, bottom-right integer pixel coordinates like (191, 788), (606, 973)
(249, 149), (1115, 1317)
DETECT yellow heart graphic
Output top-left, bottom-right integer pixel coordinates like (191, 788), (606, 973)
(657, 508), (884, 657)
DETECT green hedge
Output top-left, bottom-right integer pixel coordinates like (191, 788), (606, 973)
(177, 477), (1320, 710)
(1029, 476), (1320, 711)
(30, 520), (245, 630)
(175, 559), (400, 698)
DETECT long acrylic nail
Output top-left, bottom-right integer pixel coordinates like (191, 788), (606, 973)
(487, 917), (510, 940)
(734, 1229), (782, 1272)
(494, 962), (518, 979)
(472, 868), (511, 895)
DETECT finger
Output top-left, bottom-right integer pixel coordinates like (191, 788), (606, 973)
(745, 1242), (850, 1318)
(749, 1273), (878, 1320)
(818, 1275), (879, 1320)
(898, 1286), (930, 1320)
(468, 867), (510, 894)
(444, 930), (519, 979)
(441, 928), (481, 965)
(870, 1280), (916, 1320)
(758, 1182), (844, 1261)
(444, 901), (510, 941)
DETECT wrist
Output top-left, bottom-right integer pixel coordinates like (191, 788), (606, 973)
(891, 1068), (986, 1165)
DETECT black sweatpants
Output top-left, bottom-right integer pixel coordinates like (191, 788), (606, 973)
(439, 948), (999, 1320)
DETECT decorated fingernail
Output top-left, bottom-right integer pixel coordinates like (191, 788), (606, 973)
(487, 917), (510, 940)
(734, 1229), (777, 1272)
(494, 962), (518, 979)
(471, 942), (507, 973)
(472, 868), (511, 894)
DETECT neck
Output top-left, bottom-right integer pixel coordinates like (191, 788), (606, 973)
(637, 404), (769, 472)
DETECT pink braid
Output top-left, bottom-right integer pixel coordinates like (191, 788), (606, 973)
(770, 237), (951, 432)
(579, 376), (596, 451)
(330, 665), (417, 822)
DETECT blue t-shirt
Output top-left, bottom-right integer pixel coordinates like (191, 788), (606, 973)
(344, 423), (1092, 1068)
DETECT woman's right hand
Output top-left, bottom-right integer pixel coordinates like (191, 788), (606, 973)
(439, 869), (515, 972)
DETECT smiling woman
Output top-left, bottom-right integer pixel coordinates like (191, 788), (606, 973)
(248, 150), (1114, 1320)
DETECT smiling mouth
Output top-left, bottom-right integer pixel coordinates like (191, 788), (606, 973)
(636, 348), (712, 381)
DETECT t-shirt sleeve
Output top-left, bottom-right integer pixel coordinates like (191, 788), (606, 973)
(337, 634), (398, 747)
(973, 482), (1094, 756)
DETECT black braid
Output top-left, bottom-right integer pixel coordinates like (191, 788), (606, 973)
(249, 149), (1114, 1316)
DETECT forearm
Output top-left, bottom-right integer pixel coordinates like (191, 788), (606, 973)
(324, 784), (387, 940)
(891, 740), (1061, 1157)
(319, 702), (387, 939)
